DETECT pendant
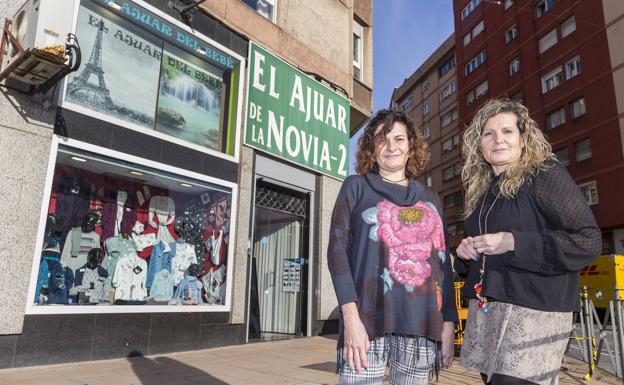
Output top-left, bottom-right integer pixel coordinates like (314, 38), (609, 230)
(474, 281), (489, 313)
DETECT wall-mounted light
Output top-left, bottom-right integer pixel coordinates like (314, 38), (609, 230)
(70, 156), (88, 163)
(180, 183), (193, 187)
(129, 170), (144, 176)
(107, 1), (122, 10)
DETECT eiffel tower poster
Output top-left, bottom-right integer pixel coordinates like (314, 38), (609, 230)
(64, 2), (161, 129)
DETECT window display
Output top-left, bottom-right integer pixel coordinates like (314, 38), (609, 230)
(33, 144), (233, 309)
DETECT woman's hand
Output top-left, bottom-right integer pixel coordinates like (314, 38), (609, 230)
(456, 237), (479, 261)
(441, 321), (455, 368)
(473, 232), (515, 255)
(341, 302), (370, 374)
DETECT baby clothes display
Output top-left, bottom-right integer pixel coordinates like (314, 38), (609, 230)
(171, 240), (198, 285)
(147, 269), (175, 302)
(35, 246), (63, 304)
(103, 235), (137, 274)
(148, 195), (176, 251)
(71, 264), (108, 304)
(60, 227), (100, 272)
(146, 242), (173, 288)
(131, 221), (157, 252)
(173, 275), (204, 305)
(112, 252), (147, 302)
(202, 264), (226, 305)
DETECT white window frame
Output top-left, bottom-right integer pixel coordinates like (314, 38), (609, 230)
(541, 66), (563, 93)
(60, 0), (247, 163)
(561, 15), (576, 38)
(579, 181), (598, 205)
(353, 20), (364, 81)
(536, 0), (553, 18)
(546, 107), (566, 129)
(423, 101), (430, 115)
(575, 138), (592, 162)
(425, 173), (433, 187)
(538, 29), (558, 54)
(25, 136), (239, 315)
(571, 97), (586, 119)
(461, 0), (483, 21)
(566, 55), (582, 79)
(505, 24), (518, 44)
(465, 50), (487, 75)
(440, 81), (457, 101)
(509, 58), (520, 75)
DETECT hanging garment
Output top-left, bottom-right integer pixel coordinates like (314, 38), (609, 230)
(71, 265), (108, 303)
(173, 275), (204, 305)
(148, 269), (175, 302)
(171, 240), (198, 285)
(148, 195), (176, 252)
(146, 241), (173, 288)
(112, 253), (148, 301)
(46, 260), (75, 305)
(101, 192), (137, 241)
(60, 227), (100, 272)
(202, 264), (226, 305)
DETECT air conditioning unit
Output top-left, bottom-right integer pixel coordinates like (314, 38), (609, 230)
(1, 0), (78, 85)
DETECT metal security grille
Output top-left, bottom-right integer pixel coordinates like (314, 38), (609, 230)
(255, 181), (307, 218)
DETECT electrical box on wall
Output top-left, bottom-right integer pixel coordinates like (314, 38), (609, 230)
(1, 0), (78, 88)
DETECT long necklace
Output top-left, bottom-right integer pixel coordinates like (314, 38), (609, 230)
(474, 185), (500, 313)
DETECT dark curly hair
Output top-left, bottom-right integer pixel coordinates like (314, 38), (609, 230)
(355, 109), (429, 177)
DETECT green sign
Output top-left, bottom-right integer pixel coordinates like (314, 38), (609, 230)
(244, 43), (350, 180)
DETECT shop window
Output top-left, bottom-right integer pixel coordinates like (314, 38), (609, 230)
(546, 107), (565, 129)
(29, 142), (234, 312)
(241, 0), (276, 23)
(505, 24), (518, 44)
(64, 0), (243, 157)
(555, 147), (569, 166)
(541, 66), (563, 93)
(353, 20), (364, 81)
(571, 97), (586, 119)
(536, 0), (553, 18)
(509, 58), (520, 76)
(566, 56), (582, 79)
(579, 181), (598, 205)
(561, 15), (576, 38)
(538, 29), (557, 54)
(575, 138), (592, 162)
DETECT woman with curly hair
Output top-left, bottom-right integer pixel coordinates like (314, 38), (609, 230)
(456, 99), (601, 385)
(327, 109), (457, 385)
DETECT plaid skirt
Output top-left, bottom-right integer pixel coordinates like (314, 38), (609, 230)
(460, 299), (572, 385)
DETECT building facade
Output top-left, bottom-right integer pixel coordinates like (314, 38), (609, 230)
(453, 0), (624, 253)
(390, 35), (464, 254)
(0, 0), (372, 368)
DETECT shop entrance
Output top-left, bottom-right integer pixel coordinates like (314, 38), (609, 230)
(248, 179), (310, 341)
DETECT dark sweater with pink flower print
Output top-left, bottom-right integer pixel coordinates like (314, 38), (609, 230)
(327, 172), (457, 349)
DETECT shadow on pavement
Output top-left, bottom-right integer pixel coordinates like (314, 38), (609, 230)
(129, 351), (229, 385)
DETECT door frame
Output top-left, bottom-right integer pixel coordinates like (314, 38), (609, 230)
(245, 156), (315, 342)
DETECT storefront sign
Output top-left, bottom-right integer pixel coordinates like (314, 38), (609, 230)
(245, 43), (350, 180)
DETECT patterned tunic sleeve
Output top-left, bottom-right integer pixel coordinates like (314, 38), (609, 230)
(327, 178), (358, 306)
(508, 162), (601, 275)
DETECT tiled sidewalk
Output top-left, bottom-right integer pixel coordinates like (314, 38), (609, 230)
(0, 336), (618, 385)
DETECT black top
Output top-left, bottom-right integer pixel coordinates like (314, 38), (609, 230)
(455, 161), (601, 312)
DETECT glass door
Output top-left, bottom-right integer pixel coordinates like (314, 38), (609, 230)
(248, 180), (309, 341)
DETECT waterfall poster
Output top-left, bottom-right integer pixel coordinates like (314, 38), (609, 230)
(65, 1), (162, 129)
(155, 50), (225, 151)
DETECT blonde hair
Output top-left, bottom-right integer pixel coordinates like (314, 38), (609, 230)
(462, 99), (555, 216)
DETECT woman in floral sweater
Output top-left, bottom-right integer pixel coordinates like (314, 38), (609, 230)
(328, 110), (457, 385)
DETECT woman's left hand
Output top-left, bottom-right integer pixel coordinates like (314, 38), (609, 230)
(441, 321), (455, 368)
(472, 232), (515, 255)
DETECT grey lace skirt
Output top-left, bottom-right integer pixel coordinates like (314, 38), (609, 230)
(460, 299), (572, 385)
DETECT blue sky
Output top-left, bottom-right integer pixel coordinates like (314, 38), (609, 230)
(349, 1), (455, 174)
